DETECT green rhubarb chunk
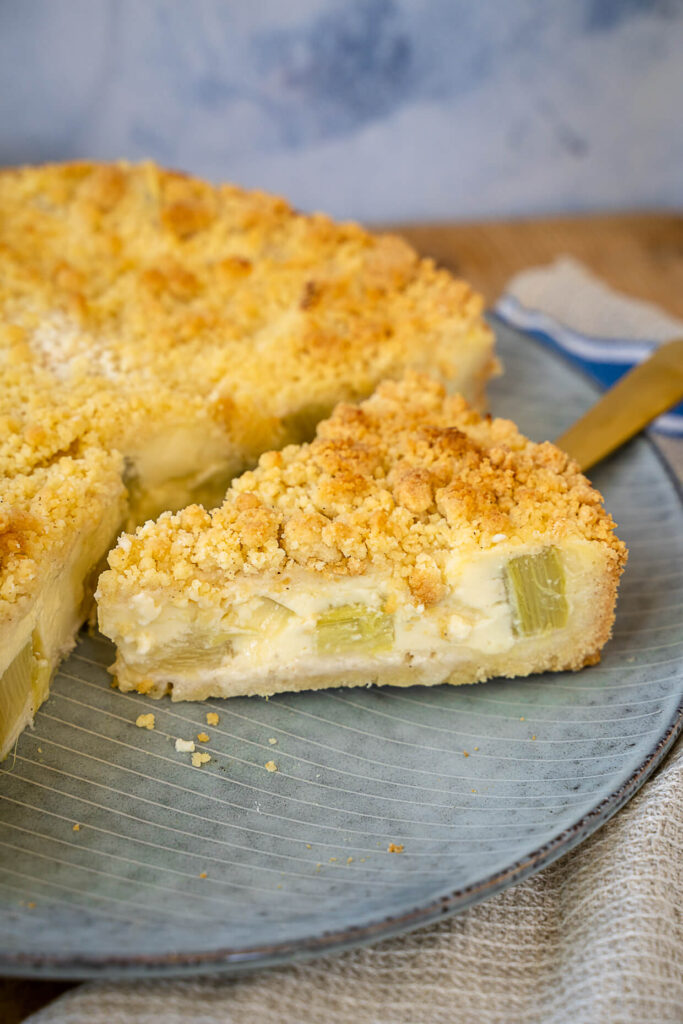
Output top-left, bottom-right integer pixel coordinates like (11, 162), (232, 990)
(245, 597), (295, 635)
(225, 597), (295, 637)
(1, 642), (33, 748)
(0, 635), (51, 753)
(504, 547), (568, 637)
(156, 599), (296, 671)
(154, 645), (232, 671)
(316, 603), (394, 656)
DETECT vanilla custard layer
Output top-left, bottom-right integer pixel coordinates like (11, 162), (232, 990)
(99, 541), (612, 701)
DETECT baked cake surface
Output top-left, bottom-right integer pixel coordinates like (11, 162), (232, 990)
(97, 374), (627, 702)
(0, 161), (496, 754)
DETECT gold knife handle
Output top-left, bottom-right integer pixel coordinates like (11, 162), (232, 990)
(555, 338), (683, 472)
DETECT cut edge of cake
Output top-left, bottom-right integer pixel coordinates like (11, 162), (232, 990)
(0, 448), (126, 757)
(96, 373), (627, 705)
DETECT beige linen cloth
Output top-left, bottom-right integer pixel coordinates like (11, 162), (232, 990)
(27, 261), (683, 1024)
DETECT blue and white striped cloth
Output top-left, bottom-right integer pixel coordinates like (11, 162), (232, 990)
(495, 292), (683, 438)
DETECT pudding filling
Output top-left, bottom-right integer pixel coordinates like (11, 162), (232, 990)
(98, 542), (606, 702)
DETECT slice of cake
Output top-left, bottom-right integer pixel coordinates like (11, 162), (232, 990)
(96, 374), (627, 702)
(0, 161), (497, 755)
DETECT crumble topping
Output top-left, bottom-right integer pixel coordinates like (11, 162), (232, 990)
(134, 713), (156, 730)
(0, 160), (490, 477)
(0, 446), (125, 611)
(101, 373), (626, 608)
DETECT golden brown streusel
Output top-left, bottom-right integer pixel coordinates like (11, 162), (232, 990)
(0, 159), (493, 491)
(0, 446), (125, 615)
(191, 752), (211, 767)
(134, 713), (156, 730)
(100, 373), (626, 608)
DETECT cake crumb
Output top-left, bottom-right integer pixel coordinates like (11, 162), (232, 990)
(197, 732), (210, 743)
(206, 712), (219, 726)
(268, 737), (278, 745)
(72, 823), (80, 832)
(347, 857), (354, 864)
(135, 713), (155, 730)
(463, 750), (469, 758)
(387, 843), (404, 854)
(175, 738), (195, 753)
(199, 872), (207, 879)
(532, 735), (537, 741)
(306, 844), (312, 849)
(192, 752), (211, 767)
(264, 760), (278, 772)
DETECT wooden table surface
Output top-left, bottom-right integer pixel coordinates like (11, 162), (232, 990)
(392, 212), (683, 319)
(3, 210), (683, 1024)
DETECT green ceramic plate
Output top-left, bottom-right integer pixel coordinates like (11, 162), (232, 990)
(1, 320), (682, 979)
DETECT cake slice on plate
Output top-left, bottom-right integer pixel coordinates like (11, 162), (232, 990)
(97, 374), (627, 701)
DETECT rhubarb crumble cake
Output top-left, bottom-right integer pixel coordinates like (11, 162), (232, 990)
(96, 374), (627, 703)
(0, 161), (496, 755)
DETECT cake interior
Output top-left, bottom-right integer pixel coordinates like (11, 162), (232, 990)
(0, 492), (124, 755)
(98, 540), (615, 702)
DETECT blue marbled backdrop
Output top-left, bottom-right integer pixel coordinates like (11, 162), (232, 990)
(0, 0), (681, 220)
